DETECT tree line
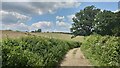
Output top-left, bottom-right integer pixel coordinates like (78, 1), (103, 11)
(31, 29), (42, 32)
(71, 5), (120, 37)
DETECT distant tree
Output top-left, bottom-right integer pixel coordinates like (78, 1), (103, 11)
(31, 31), (35, 33)
(7, 29), (12, 31)
(37, 29), (42, 32)
(71, 5), (101, 36)
(31, 29), (42, 33)
(16, 30), (20, 32)
(47, 31), (49, 33)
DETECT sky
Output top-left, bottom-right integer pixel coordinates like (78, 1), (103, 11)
(1, 1), (119, 32)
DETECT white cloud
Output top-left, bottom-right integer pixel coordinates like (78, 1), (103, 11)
(56, 21), (66, 27)
(67, 14), (75, 23)
(56, 21), (71, 28)
(1, 2), (81, 32)
(54, 21), (71, 32)
(2, 23), (30, 31)
(1, 10), (31, 24)
(2, 20), (72, 32)
(2, 21), (53, 32)
(31, 21), (53, 29)
(2, 0), (80, 2)
(56, 16), (65, 22)
(2, 2), (81, 16)
(56, 15), (72, 29)
(54, 2), (81, 8)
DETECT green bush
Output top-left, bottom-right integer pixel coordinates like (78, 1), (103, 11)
(81, 35), (120, 66)
(1, 36), (81, 68)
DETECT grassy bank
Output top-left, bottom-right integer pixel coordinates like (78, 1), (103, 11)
(2, 36), (81, 68)
(81, 35), (120, 66)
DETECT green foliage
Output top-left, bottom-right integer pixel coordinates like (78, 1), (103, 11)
(71, 5), (100, 36)
(37, 29), (42, 32)
(81, 35), (120, 66)
(94, 10), (120, 36)
(112, 11), (120, 36)
(1, 36), (81, 68)
(71, 5), (120, 36)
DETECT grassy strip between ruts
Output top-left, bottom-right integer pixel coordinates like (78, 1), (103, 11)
(1, 36), (81, 68)
(81, 35), (120, 67)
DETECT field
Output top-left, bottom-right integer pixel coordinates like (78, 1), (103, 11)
(0, 30), (28, 40)
(31, 32), (84, 42)
(0, 30), (84, 42)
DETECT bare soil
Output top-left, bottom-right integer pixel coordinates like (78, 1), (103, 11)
(59, 48), (92, 66)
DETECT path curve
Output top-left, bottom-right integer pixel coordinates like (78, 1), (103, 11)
(60, 48), (92, 66)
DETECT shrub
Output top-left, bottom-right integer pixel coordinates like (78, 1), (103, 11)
(2, 36), (81, 68)
(81, 35), (120, 66)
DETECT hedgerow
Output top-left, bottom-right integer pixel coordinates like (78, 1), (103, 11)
(81, 35), (120, 66)
(1, 36), (81, 68)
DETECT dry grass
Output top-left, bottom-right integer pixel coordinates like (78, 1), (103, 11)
(31, 32), (84, 42)
(0, 30), (28, 40)
(0, 30), (84, 42)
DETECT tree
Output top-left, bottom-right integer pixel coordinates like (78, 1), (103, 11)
(94, 10), (115, 35)
(112, 11), (120, 36)
(31, 29), (42, 32)
(37, 29), (42, 32)
(71, 5), (120, 37)
(71, 5), (100, 36)
(94, 10), (120, 36)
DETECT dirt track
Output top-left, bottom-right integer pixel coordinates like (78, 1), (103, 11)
(60, 48), (92, 66)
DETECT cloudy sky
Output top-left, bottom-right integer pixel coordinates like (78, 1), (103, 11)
(1, 1), (119, 32)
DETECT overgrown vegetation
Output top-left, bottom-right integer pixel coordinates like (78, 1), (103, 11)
(81, 35), (120, 66)
(1, 36), (81, 68)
